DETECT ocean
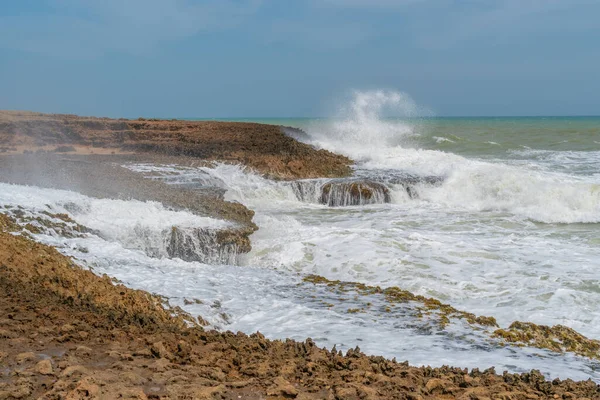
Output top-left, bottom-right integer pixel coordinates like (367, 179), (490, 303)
(1, 92), (599, 380)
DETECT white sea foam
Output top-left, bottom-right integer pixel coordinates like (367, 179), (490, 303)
(0, 183), (231, 260)
(2, 182), (599, 381)
(299, 91), (600, 224)
(1, 91), (599, 381)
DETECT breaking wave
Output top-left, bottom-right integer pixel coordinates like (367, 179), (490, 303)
(293, 90), (600, 224)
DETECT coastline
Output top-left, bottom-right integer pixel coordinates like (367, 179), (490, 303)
(1, 111), (599, 398)
(1, 214), (599, 399)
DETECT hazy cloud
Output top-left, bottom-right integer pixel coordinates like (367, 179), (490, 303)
(0, 0), (263, 57)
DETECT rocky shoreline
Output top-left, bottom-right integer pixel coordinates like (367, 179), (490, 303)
(0, 111), (352, 180)
(1, 214), (599, 399)
(1, 111), (599, 398)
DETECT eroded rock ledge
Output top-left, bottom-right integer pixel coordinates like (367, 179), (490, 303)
(0, 110), (352, 180)
(0, 153), (256, 260)
(1, 214), (598, 399)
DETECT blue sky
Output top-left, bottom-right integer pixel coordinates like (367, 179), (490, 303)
(1, 0), (599, 117)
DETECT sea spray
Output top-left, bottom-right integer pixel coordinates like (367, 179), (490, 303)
(0, 183), (239, 263)
(293, 90), (600, 223)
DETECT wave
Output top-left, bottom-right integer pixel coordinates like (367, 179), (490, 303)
(289, 90), (600, 224)
(0, 183), (238, 263)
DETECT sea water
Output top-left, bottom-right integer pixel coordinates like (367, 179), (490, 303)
(1, 90), (599, 380)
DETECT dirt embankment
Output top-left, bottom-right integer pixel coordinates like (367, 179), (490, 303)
(1, 214), (599, 399)
(0, 111), (352, 180)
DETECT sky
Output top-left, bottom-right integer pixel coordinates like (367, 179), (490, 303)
(1, 0), (599, 118)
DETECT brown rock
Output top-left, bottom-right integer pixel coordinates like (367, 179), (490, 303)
(122, 371), (147, 385)
(425, 378), (454, 394)
(319, 180), (391, 207)
(75, 345), (93, 357)
(0, 385), (31, 399)
(0, 329), (17, 339)
(150, 341), (172, 359)
(149, 358), (171, 372)
(15, 352), (36, 364)
(334, 385), (358, 399)
(61, 365), (89, 378)
(65, 378), (99, 399)
(268, 376), (298, 398)
(0, 111), (352, 180)
(34, 359), (54, 375)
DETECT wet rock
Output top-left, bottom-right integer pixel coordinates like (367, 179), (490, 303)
(320, 180), (391, 206)
(166, 227), (242, 265)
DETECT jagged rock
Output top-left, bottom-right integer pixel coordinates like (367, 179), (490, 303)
(166, 227), (243, 264)
(320, 180), (391, 206)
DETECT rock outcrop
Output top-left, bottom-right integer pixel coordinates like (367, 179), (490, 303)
(320, 179), (391, 206)
(0, 153), (256, 258)
(291, 179), (391, 207)
(0, 111), (352, 180)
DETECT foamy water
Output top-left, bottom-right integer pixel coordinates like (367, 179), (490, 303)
(1, 90), (599, 380)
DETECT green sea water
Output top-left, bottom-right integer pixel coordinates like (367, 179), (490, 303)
(192, 116), (600, 152)
(188, 116), (600, 178)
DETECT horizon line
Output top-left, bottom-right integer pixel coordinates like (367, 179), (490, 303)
(175, 115), (600, 120)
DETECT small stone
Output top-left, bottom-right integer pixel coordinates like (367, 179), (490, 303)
(59, 324), (75, 334)
(149, 358), (171, 372)
(107, 350), (121, 359)
(15, 352), (36, 364)
(67, 378), (99, 398)
(133, 348), (153, 358)
(122, 371), (147, 385)
(150, 341), (172, 359)
(35, 359), (53, 375)
(0, 329), (17, 339)
(75, 345), (93, 356)
(61, 365), (88, 377)
(425, 378), (452, 394)
(0, 385), (31, 399)
(119, 389), (148, 399)
(267, 376), (298, 398)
